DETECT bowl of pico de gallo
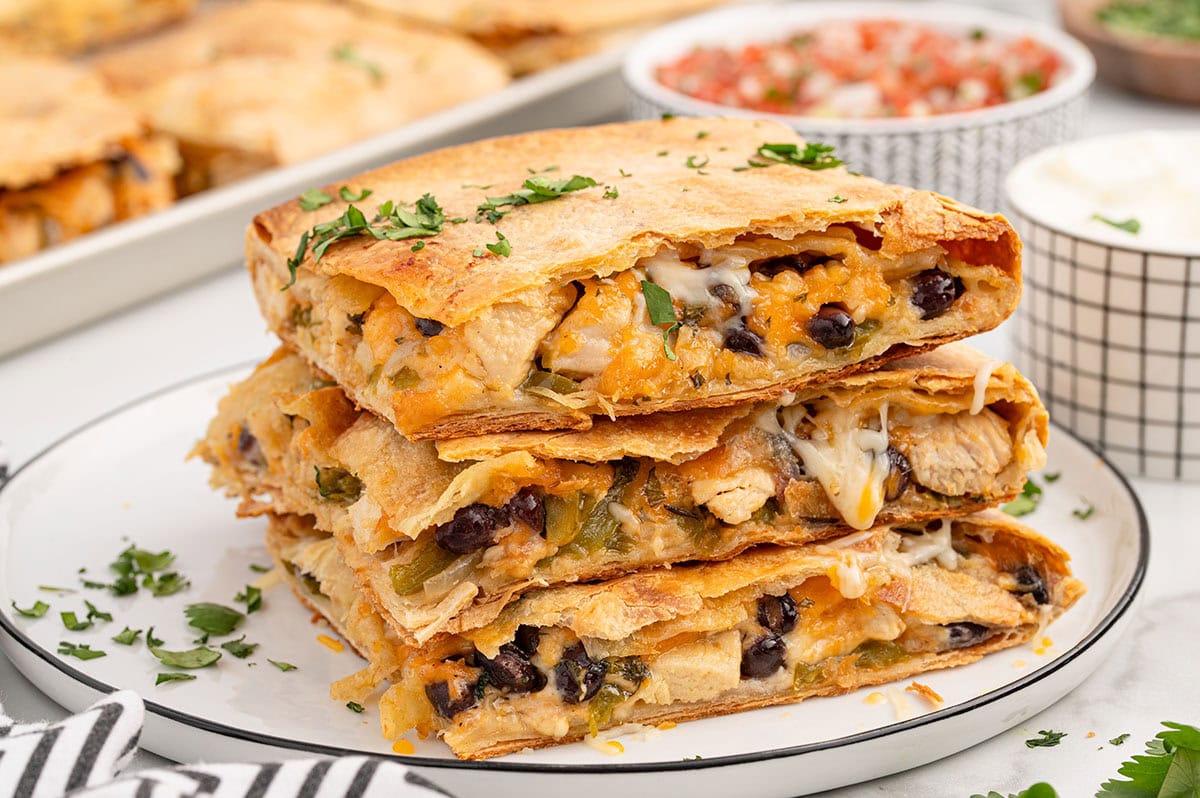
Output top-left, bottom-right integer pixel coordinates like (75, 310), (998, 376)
(623, 2), (1096, 210)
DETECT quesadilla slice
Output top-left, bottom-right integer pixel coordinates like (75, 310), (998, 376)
(197, 344), (1047, 644)
(0, 58), (179, 265)
(248, 117), (1021, 440)
(0, 0), (195, 55)
(263, 511), (1082, 760)
(94, 0), (509, 194)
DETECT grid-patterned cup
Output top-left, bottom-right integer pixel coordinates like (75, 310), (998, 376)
(623, 2), (1096, 211)
(1008, 181), (1200, 481)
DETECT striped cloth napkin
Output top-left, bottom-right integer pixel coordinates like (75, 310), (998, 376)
(0, 691), (453, 798)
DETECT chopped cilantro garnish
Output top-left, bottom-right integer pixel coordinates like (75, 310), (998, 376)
(1099, 722), (1200, 797)
(146, 627), (164, 648)
(1043, 472), (1061, 482)
(486, 232), (511, 258)
(112, 627), (142, 645)
(84, 600), (112, 623)
(332, 44), (383, 83)
(603, 185), (619, 199)
(270, 659), (298, 672)
(347, 701), (365, 713)
(339, 186), (373, 203)
(39, 585), (75, 594)
(143, 572), (189, 597)
(299, 189), (334, 211)
(150, 645), (221, 669)
(411, 240), (425, 252)
(58, 642), (106, 660)
(250, 563), (271, 574)
(1072, 500), (1096, 521)
(640, 280), (681, 361)
(696, 131), (709, 139)
(619, 169), (632, 177)
(1092, 214), (1141, 234)
(685, 155), (710, 170)
(1026, 730), (1067, 748)
(184, 603), (244, 636)
(475, 175), (597, 223)
(60, 611), (92, 632)
(1109, 733), (1130, 746)
(969, 784), (1057, 798)
(661, 112), (675, 120)
(12, 600), (49, 618)
(220, 635), (258, 659)
(828, 195), (848, 203)
(752, 142), (843, 170)
(155, 672), (197, 685)
(527, 165), (559, 174)
(235, 585), (262, 614)
(1003, 478), (1043, 517)
(472, 248), (485, 258)
(284, 195), (446, 288)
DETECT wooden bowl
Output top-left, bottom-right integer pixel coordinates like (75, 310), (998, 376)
(1059, 0), (1200, 104)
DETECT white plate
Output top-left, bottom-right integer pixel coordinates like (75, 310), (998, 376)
(0, 50), (625, 359)
(0, 366), (1147, 798)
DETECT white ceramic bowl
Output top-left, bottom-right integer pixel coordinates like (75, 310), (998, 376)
(1006, 129), (1200, 481)
(623, 2), (1096, 210)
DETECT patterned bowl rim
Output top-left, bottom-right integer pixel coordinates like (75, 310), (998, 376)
(1005, 130), (1200, 258)
(622, 1), (1096, 134)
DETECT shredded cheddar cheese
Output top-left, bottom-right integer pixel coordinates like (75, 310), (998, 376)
(317, 634), (345, 653)
(392, 739), (415, 755)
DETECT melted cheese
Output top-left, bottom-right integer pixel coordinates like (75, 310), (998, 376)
(642, 247), (757, 323)
(782, 402), (891, 530)
(971, 358), (999, 415)
(896, 519), (960, 570)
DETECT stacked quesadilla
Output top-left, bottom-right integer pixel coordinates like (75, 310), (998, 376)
(197, 117), (1082, 759)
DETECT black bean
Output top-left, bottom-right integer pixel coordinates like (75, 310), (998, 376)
(425, 678), (478, 718)
(807, 304), (856, 349)
(415, 317), (445, 337)
(751, 251), (833, 278)
(709, 283), (739, 308)
(506, 488), (545, 533)
(513, 625), (540, 657)
(236, 426), (265, 467)
(757, 594), (798, 635)
(909, 268), (965, 320)
(740, 634), (787, 678)
(883, 447), (912, 502)
(478, 644), (546, 694)
(435, 503), (509, 554)
(724, 322), (765, 356)
(942, 622), (995, 650)
(554, 643), (606, 704)
(1011, 565), (1050, 605)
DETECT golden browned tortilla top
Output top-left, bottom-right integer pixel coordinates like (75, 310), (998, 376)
(250, 117), (1020, 327)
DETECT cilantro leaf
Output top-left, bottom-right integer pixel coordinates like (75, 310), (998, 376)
(112, 627), (142, 645)
(61, 611), (92, 632)
(38, 585), (75, 594)
(58, 642), (106, 660)
(155, 672), (197, 685)
(339, 186), (373, 203)
(284, 195), (446, 289)
(1092, 214), (1141, 235)
(828, 195), (848, 203)
(685, 155), (709, 170)
(145, 627), (164, 648)
(235, 585), (262, 614)
(486, 232), (511, 258)
(299, 189), (333, 212)
(220, 635), (258, 659)
(970, 785), (1058, 798)
(1111, 733), (1131, 746)
(144, 572), (189, 597)
(1043, 472), (1061, 482)
(1003, 478), (1043, 517)
(1072, 500), (1096, 521)
(603, 185), (619, 199)
(269, 659), (298, 672)
(640, 280), (681, 361)
(347, 701), (365, 713)
(184, 603), (244, 636)
(475, 175), (597, 223)
(150, 645), (221, 669)
(12, 600), (49, 618)
(249, 564), (271, 574)
(84, 600), (112, 623)
(752, 142), (843, 170)
(1025, 729), (1067, 748)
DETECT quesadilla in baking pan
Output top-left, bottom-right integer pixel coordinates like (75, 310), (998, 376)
(264, 511), (1082, 760)
(93, 0), (509, 194)
(0, 58), (179, 265)
(197, 344), (1047, 643)
(248, 117), (1022, 440)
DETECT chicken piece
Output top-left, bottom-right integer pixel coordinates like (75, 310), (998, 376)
(891, 409), (1012, 496)
(689, 466), (775, 525)
(462, 287), (575, 392)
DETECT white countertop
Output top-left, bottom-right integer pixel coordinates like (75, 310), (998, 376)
(1, 17), (1198, 795)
